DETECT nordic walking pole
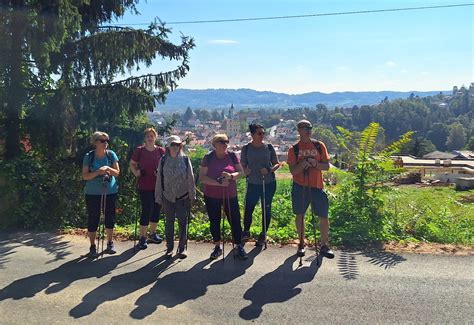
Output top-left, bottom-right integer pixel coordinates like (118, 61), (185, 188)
(133, 180), (139, 252)
(261, 174), (267, 250)
(309, 193), (318, 254)
(298, 168), (309, 267)
(225, 187), (236, 259)
(221, 185), (226, 261)
(185, 211), (191, 252)
(242, 177), (248, 243)
(99, 174), (109, 258)
(98, 191), (104, 258)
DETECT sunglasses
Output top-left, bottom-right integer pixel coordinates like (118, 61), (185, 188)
(170, 142), (181, 147)
(98, 139), (109, 143)
(299, 126), (312, 131)
(218, 140), (229, 145)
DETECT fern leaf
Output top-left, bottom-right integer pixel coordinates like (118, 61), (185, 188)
(358, 122), (380, 161)
(380, 131), (414, 157)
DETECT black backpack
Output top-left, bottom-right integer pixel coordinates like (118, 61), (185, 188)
(159, 154), (190, 191)
(206, 150), (238, 165)
(292, 139), (322, 159)
(240, 143), (275, 166)
(87, 149), (113, 172)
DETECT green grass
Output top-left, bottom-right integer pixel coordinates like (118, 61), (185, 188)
(382, 186), (474, 246)
(115, 180), (473, 247)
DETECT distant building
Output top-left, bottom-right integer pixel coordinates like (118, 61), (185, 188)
(452, 86), (458, 95)
(392, 154), (474, 183)
(469, 82), (474, 96)
(222, 104), (240, 137)
(422, 151), (458, 160)
(453, 150), (474, 160)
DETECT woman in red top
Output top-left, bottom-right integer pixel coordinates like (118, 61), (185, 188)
(130, 128), (166, 249)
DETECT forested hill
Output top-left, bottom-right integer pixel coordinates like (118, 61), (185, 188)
(159, 88), (446, 110)
(277, 88), (473, 154)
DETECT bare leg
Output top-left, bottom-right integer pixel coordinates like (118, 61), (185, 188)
(295, 214), (305, 245)
(149, 222), (158, 234)
(88, 231), (96, 246)
(106, 228), (113, 242)
(320, 218), (329, 246)
(140, 225), (147, 237)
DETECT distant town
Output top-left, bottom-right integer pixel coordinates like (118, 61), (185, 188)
(146, 83), (474, 190)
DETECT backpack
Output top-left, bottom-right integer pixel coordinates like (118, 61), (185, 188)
(292, 139), (322, 159)
(88, 149), (113, 172)
(207, 150), (238, 165)
(241, 143), (275, 167)
(159, 154), (190, 192)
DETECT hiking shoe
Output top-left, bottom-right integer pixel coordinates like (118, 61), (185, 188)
(105, 241), (116, 254)
(241, 230), (251, 242)
(255, 232), (266, 247)
(87, 245), (99, 258)
(138, 236), (148, 250)
(210, 245), (222, 260)
(236, 245), (248, 260)
(148, 233), (163, 244)
(177, 248), (187, 259)
(296, 244), (305, 257)
(164, 249), (173, 260)
(320, 245), (335, 259)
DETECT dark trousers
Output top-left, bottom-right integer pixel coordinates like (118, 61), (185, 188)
(85, 193), (117, 232)
(162, 197), (190, 252)
(139, 190), (161, 226)
(204, 195), (242, 245)
(243, 181), (276, 233)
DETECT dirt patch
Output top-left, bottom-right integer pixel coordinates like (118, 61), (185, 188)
(275, 172), (293, 180)
(60, 228), (133, 241)
(459, 194), (474, 203)
(383, 241), (474, 256)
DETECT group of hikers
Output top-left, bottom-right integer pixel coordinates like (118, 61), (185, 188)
(81, 120), (335, 261)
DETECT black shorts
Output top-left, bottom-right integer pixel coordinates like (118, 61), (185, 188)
(291, 183), (328, 218)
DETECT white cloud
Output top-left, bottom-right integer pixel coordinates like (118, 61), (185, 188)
(337, 66), (348, 71)
(421, 71), (429, 76)
(386, 61), (397, 67)
(208, 39), (239, 45)
(400, 69), (408, 74)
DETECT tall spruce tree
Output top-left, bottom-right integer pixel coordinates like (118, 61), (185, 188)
(0, 1), (194, 159)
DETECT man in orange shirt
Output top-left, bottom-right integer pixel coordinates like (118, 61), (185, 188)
(287, 120), (334, 259)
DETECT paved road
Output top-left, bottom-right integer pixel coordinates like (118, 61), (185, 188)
(0, 232), (473, 324)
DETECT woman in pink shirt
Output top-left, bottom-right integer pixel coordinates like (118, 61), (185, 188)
(130, 128), (166, 250)
(199, 134), (247, 260)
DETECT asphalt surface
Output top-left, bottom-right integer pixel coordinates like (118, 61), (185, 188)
(0, 232), (473, 324)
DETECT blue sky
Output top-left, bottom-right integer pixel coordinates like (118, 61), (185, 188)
(119, 0), (473, 94)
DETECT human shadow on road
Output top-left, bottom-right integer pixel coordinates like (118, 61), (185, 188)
(0, 231), (71, 268)
(69, 254), (176, 318)
(337, 250), (359, 280)
(0, 247), (136, 301)
(239, 252), (323, 321)
(129, 246), (262, 320)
